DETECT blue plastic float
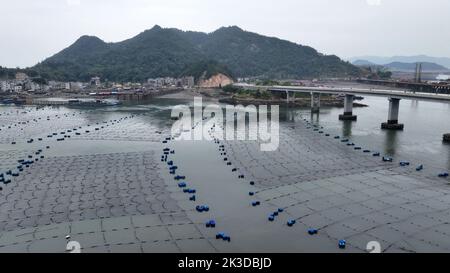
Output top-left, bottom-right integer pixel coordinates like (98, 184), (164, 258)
(382, 157), (393, 162)
(308, 229), (318, 235)
(206, 220), (216, 228)
(287, 219), (296, 227)
(251, 201), (261, 207)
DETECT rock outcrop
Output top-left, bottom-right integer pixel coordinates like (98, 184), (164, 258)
(198, 73), (233, 88)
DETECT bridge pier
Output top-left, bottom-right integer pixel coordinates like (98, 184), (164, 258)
(339, 94), (357, 121)
(311, 92), (320, 113)
(381, 97), (404, 130)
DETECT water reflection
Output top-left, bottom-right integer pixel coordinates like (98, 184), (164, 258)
(342, 120), (353, 138)
(310, 112), (320, 123)
(383, 130), (400, 156)
(410, 100), (419, 109)
(280, 107), (296, 122)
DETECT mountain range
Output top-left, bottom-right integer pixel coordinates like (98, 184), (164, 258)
(352, 59), (449, 72)
(31, 25), (361, 82)
(384, 62), (448, 72)
(349, 55), (450, 70)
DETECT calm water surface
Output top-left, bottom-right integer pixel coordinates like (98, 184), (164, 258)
(1, 95), (450, 172)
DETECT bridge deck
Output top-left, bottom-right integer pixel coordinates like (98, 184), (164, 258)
(234, 84), (450, 102)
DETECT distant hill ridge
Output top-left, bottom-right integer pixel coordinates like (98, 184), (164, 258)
(352, 59), (449, 72)
(32, 25), (361, 82)
(384, 61), (448, 72)
(350, 55), (450, 70)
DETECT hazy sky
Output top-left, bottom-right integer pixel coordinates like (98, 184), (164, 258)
(1, 0), (449, 68)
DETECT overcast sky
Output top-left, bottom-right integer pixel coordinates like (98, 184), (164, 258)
(1, 0), (449, 68)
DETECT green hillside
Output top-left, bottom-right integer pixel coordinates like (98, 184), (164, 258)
(30, 25), (361, 82)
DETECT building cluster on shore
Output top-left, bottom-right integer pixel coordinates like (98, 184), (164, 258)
(0, 73), (196, 95)
(146, 76), (195, 89)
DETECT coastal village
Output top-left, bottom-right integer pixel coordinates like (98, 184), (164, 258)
(0, 72), (196, 95)
(0, 70), (245, 105)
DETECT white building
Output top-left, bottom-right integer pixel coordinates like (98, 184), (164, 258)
(90, 76), (101, 87)
(0, 81), (12, 92)
(14, 85), (23, 92)
(182, 76), (195, 88)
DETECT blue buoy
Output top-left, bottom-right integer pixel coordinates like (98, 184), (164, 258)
(308, 229), (318, 235)
(251, 201), (260, 207)
(206, 220), (216, 228)
(339, 240), (346, 249)
(382, 157), (393, 162)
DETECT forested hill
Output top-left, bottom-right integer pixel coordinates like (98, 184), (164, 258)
(31, 25), (361, 82)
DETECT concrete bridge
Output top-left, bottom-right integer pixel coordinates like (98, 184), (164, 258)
(233, 83), (450, 131)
